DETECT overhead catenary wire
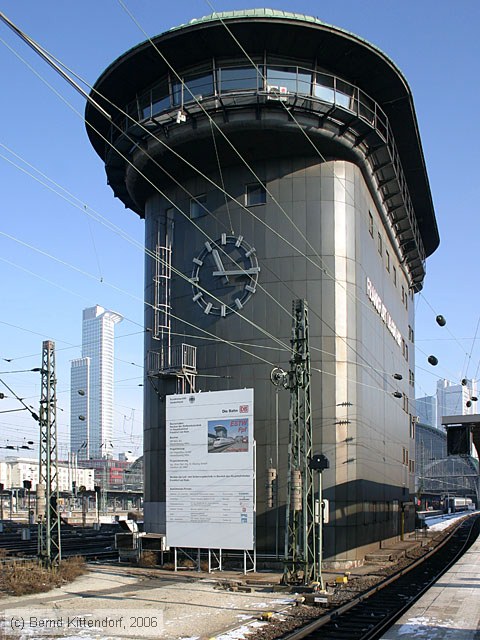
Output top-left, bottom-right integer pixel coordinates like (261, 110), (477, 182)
(114, 0), (406, 327)
(0, 9), (410, 384)
(0, 41), (296, 357)
(112, 0), (422, 396)
(0, 16), (424, 404)
(1, 215), (418, 400)
(0, 31), (392, 387)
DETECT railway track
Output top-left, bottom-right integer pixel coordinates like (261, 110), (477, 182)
(0, 525), (118, 562)
(283, 514), (480, 640)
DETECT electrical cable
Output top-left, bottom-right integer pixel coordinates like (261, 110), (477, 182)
(113, 0), (416, 392)
(0, 19), (407, 377)
(0, 22), (415, 406)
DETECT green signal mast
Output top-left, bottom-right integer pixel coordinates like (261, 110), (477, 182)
(37, 340), (61, 565)
(272, 299), (316, 584)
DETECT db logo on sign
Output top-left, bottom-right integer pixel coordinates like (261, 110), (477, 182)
(239, 405), (249, 413)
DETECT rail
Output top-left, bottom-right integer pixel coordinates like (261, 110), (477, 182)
(108, 61), (425, 271)
(283, 513), (479, 640)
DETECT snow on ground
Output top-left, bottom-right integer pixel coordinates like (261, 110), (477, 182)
(425, 510), (478, 532)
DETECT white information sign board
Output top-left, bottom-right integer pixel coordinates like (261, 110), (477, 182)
(166, 388), (254, 550)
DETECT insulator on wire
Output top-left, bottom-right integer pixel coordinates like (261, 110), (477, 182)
(436, 315), (446, 327)
(428, 355), (438, 366)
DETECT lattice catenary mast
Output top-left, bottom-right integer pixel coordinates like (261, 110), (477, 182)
(272, 299), (316, 584)
(38, 340), (61, 564)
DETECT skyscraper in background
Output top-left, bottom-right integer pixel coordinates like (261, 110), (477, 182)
(436, 378), (477, 429)
(70, 305), (122, 459)
(416, 395), (437, 428)
(416, 378), (478, 429)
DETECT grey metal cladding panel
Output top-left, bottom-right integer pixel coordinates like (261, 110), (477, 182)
(306, 280), (322, 316)
(291, 200), (307, 240)
(292, 176), (306, 202)
(319, 173), (335, 203)
(286, 255), (307, 282)
(305, 175), (321, 201)
(278, 176), (293, 203)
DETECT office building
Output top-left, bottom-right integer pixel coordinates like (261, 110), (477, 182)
(86, 10), (439, 563)
(70, 305), (122, 460)
(436, 378), (477, 428)
(416, 395), (437, 428)
(416, 379), (478, 430)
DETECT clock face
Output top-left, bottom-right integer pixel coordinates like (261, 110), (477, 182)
(191, 234), (260, 316)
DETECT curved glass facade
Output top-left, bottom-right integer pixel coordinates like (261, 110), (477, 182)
(109, 58), (424, 269)
(112, 60), (388, 143)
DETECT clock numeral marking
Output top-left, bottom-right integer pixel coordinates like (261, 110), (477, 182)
(192, 235), (259, 318)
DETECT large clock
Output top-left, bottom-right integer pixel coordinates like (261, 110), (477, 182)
(191, 234), (260, 316)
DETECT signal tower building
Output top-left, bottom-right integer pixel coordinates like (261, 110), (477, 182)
(86, 10), (439, 564)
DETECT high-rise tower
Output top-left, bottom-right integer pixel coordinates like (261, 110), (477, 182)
(70, 305), (122, 460)
(86, 10), (439, 563)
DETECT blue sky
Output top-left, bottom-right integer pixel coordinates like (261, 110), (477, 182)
(0, 1), (479, 458)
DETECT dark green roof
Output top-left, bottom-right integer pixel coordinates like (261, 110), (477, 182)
(169, 8), (397, 71)
(86, 7), (439, 257)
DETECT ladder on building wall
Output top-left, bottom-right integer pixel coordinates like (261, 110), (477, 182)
(149, 210), (197, 394)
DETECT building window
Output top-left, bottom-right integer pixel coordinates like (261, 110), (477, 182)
(402, 447), (409, 465)
(410, 415), (416, 439)
(385, 250), (390, 272)
(218, 66), (262, 93)
(409, 369), (415, 386)
(266, 66), (312, 95)
(377, 232), (382, 255)
(190, 195), (208, 219)
(246, 183), (267, 206)
(403, 393), (409, 413)
(408, 325), (414, 342)
(174, 71), (214, 106)
(409, 459), (415, 473)
(393, 265), (397, 286)
(401, 282), (408, 309)
(368, 211), (373, 237)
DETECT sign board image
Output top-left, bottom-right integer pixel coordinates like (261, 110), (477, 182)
(165, 388), (254, 550)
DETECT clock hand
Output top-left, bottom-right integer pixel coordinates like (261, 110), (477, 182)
(212, 267), (260, 276)
(212, 249), (229, 283)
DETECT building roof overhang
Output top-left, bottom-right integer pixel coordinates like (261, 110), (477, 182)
(86, 9), (439, 257)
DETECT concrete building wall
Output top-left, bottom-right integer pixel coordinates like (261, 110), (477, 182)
(0, 457), (95, 492)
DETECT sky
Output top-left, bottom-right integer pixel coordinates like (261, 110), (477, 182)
(0, 1), (479, 460)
